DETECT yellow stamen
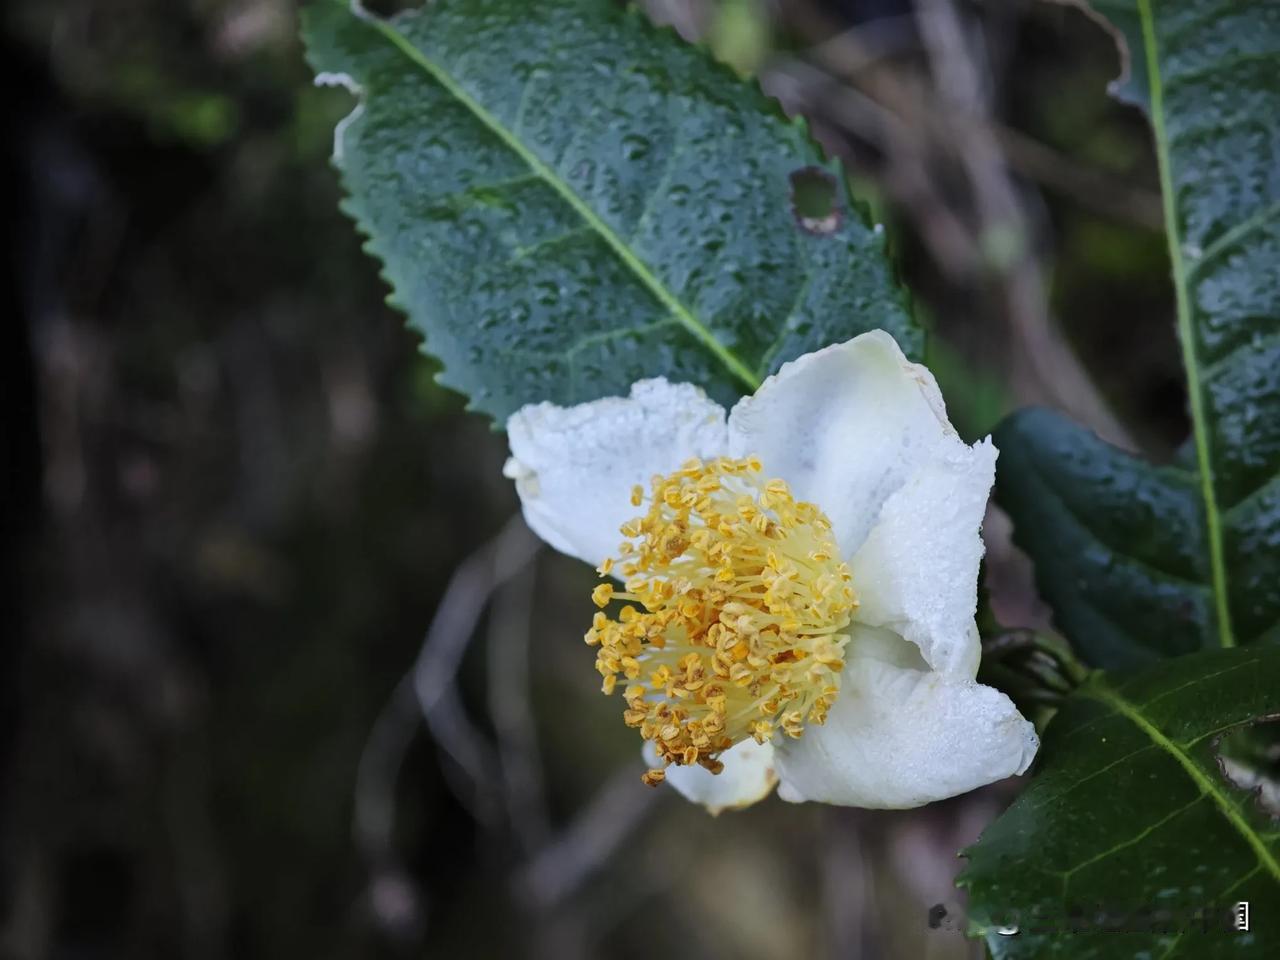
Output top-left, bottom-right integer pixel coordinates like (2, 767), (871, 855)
(589, 457), (857, 785)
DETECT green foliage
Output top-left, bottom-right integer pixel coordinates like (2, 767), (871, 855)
(960, 646), (1280, 958)
(300, 3), (1280, 952)
(973, 4), (1280, 952)
(301, 0), (919, 423)
(995, 0), (1280, 668)
(996, 409), (1212, 668)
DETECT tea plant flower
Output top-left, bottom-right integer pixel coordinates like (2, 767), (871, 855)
(503, 331), (1038, 812)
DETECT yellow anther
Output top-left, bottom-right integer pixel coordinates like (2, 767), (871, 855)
(587, 456), (857, 784)
(591, 583), (615, 608)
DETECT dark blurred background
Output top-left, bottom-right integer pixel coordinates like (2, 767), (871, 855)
(2, 1), (1184, 958)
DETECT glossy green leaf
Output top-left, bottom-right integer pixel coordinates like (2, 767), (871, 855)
(960, 646), (1280, 959)
(301, 0), (918, 422)
(994, 0), (1280, 667)
(996, 409), (1215, 669)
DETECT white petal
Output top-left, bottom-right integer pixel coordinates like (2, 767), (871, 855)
(646, 739), (778, 814)
(773, 653), (1037, 809)
(725, 331), (955, 557)
(504, 380), (727, 567)
(848, 437), (997, 678)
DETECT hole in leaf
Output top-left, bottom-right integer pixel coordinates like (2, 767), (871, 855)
(362, 0), (419, 16)
(789, 167), (841, 235)
(927, 903), (964, 931)
(1215, 717), (1280, 817)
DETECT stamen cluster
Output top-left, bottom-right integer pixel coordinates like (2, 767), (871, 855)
(586, 457), (856, 786)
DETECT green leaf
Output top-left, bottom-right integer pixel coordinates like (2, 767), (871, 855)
(960, 646), (1280, 959)
(1086, 0), (1149, 108)
(301, 0), (919, 422)
(994, 0), (1280, 667)
(996, 409), (1216, 668)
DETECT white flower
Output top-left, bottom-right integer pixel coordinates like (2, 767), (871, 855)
(502, 330), (1038, 813)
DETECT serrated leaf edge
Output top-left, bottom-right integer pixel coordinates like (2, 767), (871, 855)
(367, 0), (765, 393)
(308, 0), (919, 423)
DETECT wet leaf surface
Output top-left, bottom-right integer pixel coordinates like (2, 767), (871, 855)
(301, 0), (918, 422)
(960, 646), (1280, 959)
(995, 0), (1280, 667)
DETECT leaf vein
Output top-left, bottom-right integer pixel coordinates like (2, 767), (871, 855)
(1057, 791), (1207, 888)
(1138, 0), (1236, 646)
(509, 226), (595, 262)
(756, 254), (815, 377)
(1021, 744), (1156, 814)
(1186, 200), (1280, 285)
(1199, 330), (1280, 388)
(1222, 468), (1280, 517)
(1163, 47), (1280, 92)
(625, 102), (691, 245)
(431, 172), (545, 210)
(1085, 683), (1280, 883)
(1120, 657), (1259, 709)
(564, 316), (682, 358)
(369, 13), (763, 392)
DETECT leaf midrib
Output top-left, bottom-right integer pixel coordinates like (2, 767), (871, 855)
(1085, 682), (1280, 884)
(1136, 0), (1235, 647)
(369, 10), (764, 393)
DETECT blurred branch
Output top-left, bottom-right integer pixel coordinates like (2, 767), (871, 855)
(487, 561), (551, 855)
(774, 0), (1138, 447)
(412, 514), (542, 821)
(766, 60), (981, 279)
(353, 676), (420, 867)
(784, 6), (1162, 230)
(993, 124), (1163, 231)
(913, 0), (1136, 446)
(517, 762), (666, 910)
(355, 511), (666, 950)
(353, 514), (541, 940)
